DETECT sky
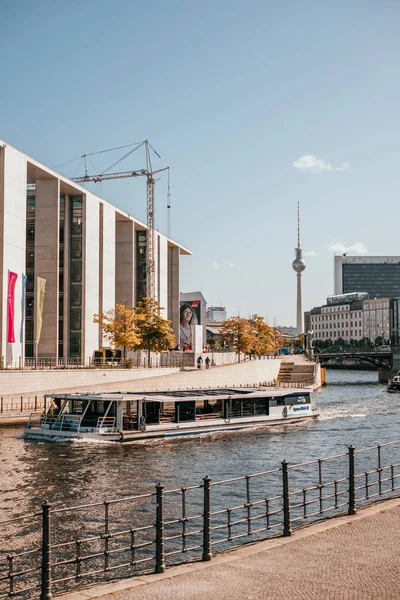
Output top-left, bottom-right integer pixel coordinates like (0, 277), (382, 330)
(1, 0), (399, 326)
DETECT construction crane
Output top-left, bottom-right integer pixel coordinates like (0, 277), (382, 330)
(70, 140), (168, 300)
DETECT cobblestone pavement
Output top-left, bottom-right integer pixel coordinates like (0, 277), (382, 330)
(60, 498), (400, 600)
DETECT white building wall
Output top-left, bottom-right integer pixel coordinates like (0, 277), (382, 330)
(101, 203), (116, 345)
(0, 146), (27, 365)
(158, 234), (168, 318)
(83, 192), (100, 358)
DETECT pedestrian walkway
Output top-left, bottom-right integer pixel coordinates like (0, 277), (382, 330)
(59, 497), (400, 600)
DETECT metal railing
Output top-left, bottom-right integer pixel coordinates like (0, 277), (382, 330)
(3, 440), (400, 599)
(1, 355), (188, 371)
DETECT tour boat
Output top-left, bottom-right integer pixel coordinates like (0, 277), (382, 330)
(387, 375), (400, 393)
(24, 387), (318, 442)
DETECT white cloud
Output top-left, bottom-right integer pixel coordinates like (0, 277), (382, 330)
(328, 242), (368, 256)
(228, 261), (235, 268)
(304, 250), (318, 257)
(293, 154), (349, 173)
(212, 261), (221, 269)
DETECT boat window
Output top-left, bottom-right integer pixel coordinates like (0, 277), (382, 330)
(69, 400), (86, 414)
(176, 401), (196, 422)
(196, 399), (223, 416)
(159, 401), (175, 423)
(143, 402), (160, 425)
(254, 399), (269, 416)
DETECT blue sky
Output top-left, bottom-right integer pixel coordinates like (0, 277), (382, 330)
(1, 1), (399, 325)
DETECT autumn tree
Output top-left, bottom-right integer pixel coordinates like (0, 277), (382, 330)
(93, 304), (141, 359)
(220, 316), (255, 362)
(133, 297), (176, 366)
(249, 315), (275, 356)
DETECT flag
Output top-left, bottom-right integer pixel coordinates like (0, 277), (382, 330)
(20, 274), (27, 343)
(7, 271), (18, 343)
(36, 277), (46, 344)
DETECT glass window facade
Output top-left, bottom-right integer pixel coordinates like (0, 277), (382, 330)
(25, 196), (35, 357)
(59, 196), (65, 357)
(343, 263), (400, 299)
(136, 230), (147, 303)
(69, 196), (83, 357)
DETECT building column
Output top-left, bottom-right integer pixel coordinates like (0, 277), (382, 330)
(115, 219), (134, 306)
(168, 245), (180, 343)
(35, 178), (60, 358)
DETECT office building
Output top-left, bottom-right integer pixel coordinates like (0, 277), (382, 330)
(0, 139), (190, 366)
(334, 255), (400, 299)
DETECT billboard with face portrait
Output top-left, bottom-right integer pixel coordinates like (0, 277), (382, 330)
(180, 300), (201, 347)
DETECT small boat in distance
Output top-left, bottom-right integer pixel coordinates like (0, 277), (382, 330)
(387, 374), (400, 393)
(24, 386), (318, 443)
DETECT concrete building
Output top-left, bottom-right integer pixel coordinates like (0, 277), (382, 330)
(207, 306), (227, 322)
(179, 291), (207, 348)
(334, 255), (400, 299)
(0, 139), (190, 366)
(308, 292), (391, 346)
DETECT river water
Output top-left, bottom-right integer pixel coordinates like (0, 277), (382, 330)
(1, 370), (399, 519)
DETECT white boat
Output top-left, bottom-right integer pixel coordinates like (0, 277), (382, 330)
(387, 375), (400, 393)
(24, 387), (318, 442)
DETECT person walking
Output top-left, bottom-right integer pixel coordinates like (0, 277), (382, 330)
(205, 356), (210, 369)
(197, 355), (203, 369)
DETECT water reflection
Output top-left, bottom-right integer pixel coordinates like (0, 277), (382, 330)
(1, 370), (399, 518)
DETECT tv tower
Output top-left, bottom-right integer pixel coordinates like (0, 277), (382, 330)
(292, 202), (306, 335)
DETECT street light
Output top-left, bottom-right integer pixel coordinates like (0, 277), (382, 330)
(307, 330), (314, 354)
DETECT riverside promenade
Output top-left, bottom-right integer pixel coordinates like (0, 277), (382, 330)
(59, 497), (400, 600)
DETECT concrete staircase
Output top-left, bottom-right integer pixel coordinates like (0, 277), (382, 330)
(277, 361), (315, 386)
(277, 362), (294, 384)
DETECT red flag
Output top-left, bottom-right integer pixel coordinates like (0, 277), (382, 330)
(7, 271), (18, 343)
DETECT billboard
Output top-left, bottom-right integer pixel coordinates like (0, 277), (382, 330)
(180, 300), (201, 348)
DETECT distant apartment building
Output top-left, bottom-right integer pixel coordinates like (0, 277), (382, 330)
(334, 255), (400, 299)
(308, 293), (391, 345)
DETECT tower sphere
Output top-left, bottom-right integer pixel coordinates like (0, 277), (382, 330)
(292, 257), (306, 272)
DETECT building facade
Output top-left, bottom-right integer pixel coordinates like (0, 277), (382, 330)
(308, 293), (391, 346)
(0, 140), (190, 366)
(334, 255), (400, 299)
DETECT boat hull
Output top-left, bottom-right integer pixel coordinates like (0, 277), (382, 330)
(24, 412), (318, 443)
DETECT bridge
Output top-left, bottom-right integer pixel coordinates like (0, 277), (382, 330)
(314, 350), (393, 369)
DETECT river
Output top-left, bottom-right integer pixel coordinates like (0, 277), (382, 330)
(1, 369), (399, 520)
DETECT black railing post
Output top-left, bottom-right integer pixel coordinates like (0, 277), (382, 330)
(41, 501), (52, 600)
(155, 483), (166, 573)
(282, 460), (292, 536)
(348, 445), (356, 515)
(202, 475), (212, 561)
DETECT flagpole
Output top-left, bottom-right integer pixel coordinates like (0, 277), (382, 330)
(34, 275), (38, 370)
(21, 274), (26, 370)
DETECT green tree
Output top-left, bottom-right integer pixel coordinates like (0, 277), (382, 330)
(93, 304), (141, 359)
(220, 316), (255, 362)
(134, 297), (176, 366)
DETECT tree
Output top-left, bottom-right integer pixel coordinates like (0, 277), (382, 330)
(93, 304), (141, 359)
(249, 315), (275, 356)
(134, 297), (176, 366)
(220, 316), (255, 362)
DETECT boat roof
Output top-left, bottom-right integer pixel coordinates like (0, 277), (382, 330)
(45, 387), (312, 403)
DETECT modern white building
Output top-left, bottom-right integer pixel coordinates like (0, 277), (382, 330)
(0, 139), (190, 366)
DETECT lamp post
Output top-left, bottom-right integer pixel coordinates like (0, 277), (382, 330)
(307, 330), (314, 355)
